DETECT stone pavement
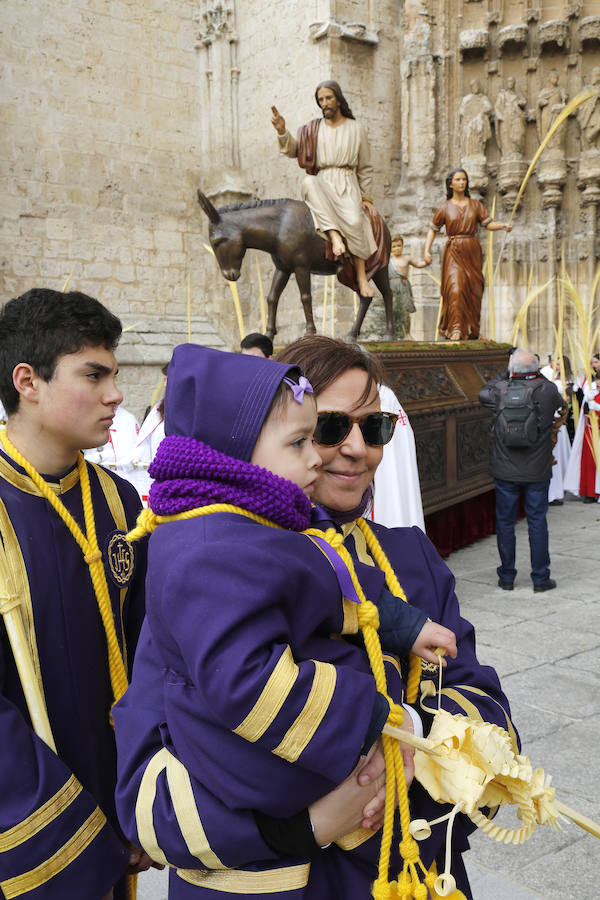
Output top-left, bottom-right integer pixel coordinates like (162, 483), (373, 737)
(138, 494), (600, 900)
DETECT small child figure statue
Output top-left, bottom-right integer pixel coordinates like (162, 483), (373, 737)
(388, 233), (427, 339)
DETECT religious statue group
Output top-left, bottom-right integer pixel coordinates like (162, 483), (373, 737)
(271, 80), (511, 342)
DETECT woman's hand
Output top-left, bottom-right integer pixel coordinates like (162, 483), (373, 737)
(308, 742), (386, 845)
(423, 250), (433, 266)
(505, 223), (513, 233)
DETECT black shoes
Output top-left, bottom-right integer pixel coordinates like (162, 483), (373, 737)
(548, 499), (563, 506)
(497, 579), (514, 591)
(582, 496), (597, 504)
(533, 578), (556, 593)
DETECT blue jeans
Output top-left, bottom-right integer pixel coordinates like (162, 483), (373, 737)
(494, 478), (551, 586)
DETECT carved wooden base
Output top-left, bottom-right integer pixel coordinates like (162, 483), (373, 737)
(367, 341), (512, 515)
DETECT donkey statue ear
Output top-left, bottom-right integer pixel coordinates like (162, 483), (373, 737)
(197, 189), (221, 224)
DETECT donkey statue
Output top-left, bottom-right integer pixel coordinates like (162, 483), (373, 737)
(197, 190), (394, 342)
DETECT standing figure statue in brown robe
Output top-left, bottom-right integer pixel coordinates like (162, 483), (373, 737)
(272, 80), (382, 299)
(423, 168), (512, 341)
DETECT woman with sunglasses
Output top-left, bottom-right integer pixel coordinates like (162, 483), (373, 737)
(276, 335), (518, 899)
(114, 344), (457, 899)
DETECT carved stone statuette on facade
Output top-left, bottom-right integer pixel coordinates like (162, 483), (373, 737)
(577, 67), (600, 206)
(495, 77), (527, 158)
(536, 69), (567, 153)
(459, 79), (492, 196)
(536, 69), (568, 208)
(459, 79), (493, 159)
(495, 76), (528, 210)
(577, 67), (600, 152)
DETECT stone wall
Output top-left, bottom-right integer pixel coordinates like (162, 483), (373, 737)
(396, 0), (600, 360)
(0, 0), (223, 417)
(2, 0), (600, 417)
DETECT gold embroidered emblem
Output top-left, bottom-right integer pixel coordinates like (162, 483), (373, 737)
(106, 532), (135, 586)
(420, 661), (440, 675)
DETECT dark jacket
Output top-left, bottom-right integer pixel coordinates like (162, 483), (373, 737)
(478, 372), (563, 482)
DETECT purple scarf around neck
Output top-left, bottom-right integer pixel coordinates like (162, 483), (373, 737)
(148, 435), (312, 532)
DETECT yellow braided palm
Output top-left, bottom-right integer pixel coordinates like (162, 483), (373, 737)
(129, 506), (426, 897)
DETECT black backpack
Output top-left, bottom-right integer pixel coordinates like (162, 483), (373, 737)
(495, 379), (539, 447)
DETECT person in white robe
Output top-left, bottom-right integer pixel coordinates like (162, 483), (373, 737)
(540, 362), (571, 504)
(371, 383), (425, 530)
(83, 404), (139, 476)
(564, 372), (600, 501)
(127, 400), (165, 506)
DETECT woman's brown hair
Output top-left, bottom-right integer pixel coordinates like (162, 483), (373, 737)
(275, 336), (383, 407)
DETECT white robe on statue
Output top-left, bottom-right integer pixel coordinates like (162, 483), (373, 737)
(371, 384), (425, 530)
(279, 118), (376, 259)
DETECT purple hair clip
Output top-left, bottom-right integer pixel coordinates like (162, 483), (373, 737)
(283, 375), (314, 404)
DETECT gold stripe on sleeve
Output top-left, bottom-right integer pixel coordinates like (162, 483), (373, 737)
(0, 807), (106, 898)
(0, 775), (82, 852)
(176, 862), (310, 893)
(164, 752), (226, 869)
(272, 661), (337, 763)
(135, 747), (170, 866)
(335, 826), (375, 851)
(233, 646), (299, 743)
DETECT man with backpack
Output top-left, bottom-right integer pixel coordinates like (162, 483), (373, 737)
(479, 348), (564, 592)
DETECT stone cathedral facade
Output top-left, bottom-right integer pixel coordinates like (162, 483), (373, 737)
(1, 0), (600, 415)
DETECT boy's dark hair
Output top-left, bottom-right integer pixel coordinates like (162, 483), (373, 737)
(240, 332), (273, 358)
(0, 288), (122, 414)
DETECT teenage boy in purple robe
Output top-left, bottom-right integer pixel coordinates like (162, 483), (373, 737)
(114, 343), (457, 898)
(0, 289), (151, 900)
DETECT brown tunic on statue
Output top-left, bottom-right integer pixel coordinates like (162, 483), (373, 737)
(431, 198), (491, 339)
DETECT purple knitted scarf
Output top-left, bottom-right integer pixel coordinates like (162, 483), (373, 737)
(148, 435), (312, 532)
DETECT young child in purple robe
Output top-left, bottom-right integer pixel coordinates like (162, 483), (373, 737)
(116, 343), (456, 898)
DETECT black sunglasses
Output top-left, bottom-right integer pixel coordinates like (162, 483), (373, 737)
(314, 411), (398, 447)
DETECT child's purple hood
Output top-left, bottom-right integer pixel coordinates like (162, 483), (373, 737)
(164, 343), (299, 462)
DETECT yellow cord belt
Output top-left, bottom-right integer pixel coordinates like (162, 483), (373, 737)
(128, 504), (444, 899)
